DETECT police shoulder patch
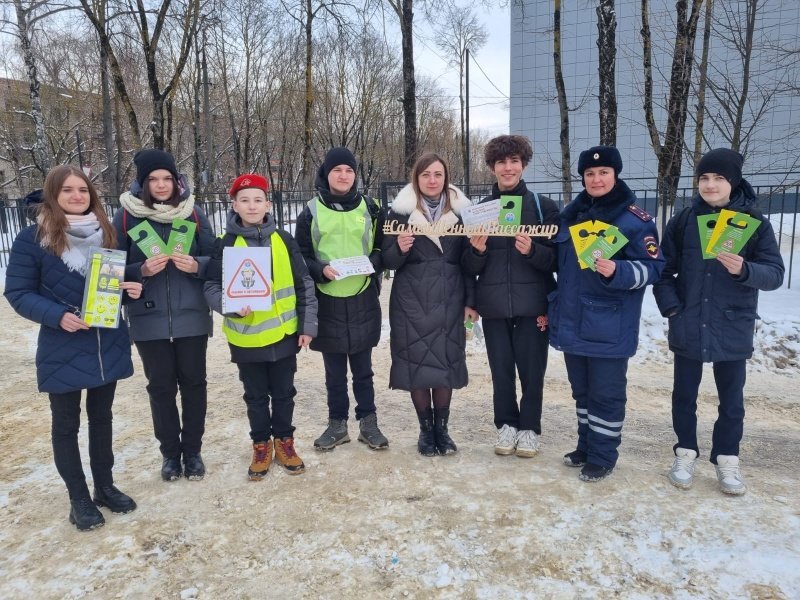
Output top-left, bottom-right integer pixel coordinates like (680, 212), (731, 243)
(643, 235), (660, 258)
(627, 204), (653, 221)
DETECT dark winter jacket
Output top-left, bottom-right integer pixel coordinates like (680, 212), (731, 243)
(294, 170), (384, 354)
(461, 180), (559, 318)
(381, 184), (476, 390)
(4, 226), (134, 393)
(548, 179), (665, 358)
(113, 189), (215, 342)
(653, 182), (784, 362)
(204, 210), (318, 363)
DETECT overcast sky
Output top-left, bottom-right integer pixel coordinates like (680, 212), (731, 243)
(413, 5), (511, 137)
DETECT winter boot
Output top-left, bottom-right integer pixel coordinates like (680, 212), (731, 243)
(358, 413), (389, 450)
(69, 496), (105, 531)
(274, 437), (306, 475)
(416, 408), (437, 457)
(433, 408), (457, 455)
(183, 453), (206, 481)
(248, 440), (273, 481)
(314, 419), (350, 451)
(668, 447), (698, 489)
(563, 449), (588, 467)
(93, 485), (137, 514)
(161, 455), (183, 481)
(715, 455), (746, 495)
(579, 463), (614, 482)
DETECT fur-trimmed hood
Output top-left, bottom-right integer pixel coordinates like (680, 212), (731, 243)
(390, 183), (470, 216)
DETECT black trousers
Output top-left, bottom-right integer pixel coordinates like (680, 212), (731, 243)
(237, 355), (297, 441)
(135, 335), (208, 458)
(483, 316), (549, 434)
(49, 382), (117, 499)
(672, 354), (747, 464)
(322, 349), (376, 421)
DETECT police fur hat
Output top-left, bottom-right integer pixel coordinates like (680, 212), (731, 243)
(577, 146), (623, 177)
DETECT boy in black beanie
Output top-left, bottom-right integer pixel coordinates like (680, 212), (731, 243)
(654, 148), (784, 495)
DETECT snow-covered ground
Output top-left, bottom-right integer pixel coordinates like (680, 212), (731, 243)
(0, 233), (798, 599)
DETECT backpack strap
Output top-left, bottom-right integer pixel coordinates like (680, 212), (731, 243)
(532, 192), (544, 223)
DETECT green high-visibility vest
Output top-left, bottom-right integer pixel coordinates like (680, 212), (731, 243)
(308, 196), (377, 297)
(221, 234), (298, 347)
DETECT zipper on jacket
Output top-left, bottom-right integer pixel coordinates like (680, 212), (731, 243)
(96, 328), (105, 381)
(507, 239), (513, 316)
(41, 283), (82, 316)
(162, 221), (175, 342)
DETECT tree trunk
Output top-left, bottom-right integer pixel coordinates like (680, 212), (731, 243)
(553, 0), (572, 200)
(693, 0), (713, 173)
(302, 0), (314, 185)
(99, 33), (118, 196)
(731, 0), (756, 152)
(596, 0), (617, 146)
(13, 0), (51, 175)
(401, 0), (418, 177)
(201, 36), (214, 186)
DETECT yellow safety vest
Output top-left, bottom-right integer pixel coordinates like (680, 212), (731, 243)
(222, 234), (298, 347)
(308, 196), (377, 297)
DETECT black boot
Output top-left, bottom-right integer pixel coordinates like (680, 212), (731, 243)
(183, 453), (206, 481)
(161, 456), (183, 481)
(69, 496), (105, 531)
(433, 408), (458, 455)
(94, 485), (137, 514)
(416, 409), (437, 457)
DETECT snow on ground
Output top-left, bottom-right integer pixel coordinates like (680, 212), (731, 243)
(0, 239), (798, 599)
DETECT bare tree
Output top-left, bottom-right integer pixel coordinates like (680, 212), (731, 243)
(642, 0), (704, 227)
(596, 0), (616, 146)
(553, 0), (571, 199)
(434, 6), (487, 184)
(691, 0), (713, 174)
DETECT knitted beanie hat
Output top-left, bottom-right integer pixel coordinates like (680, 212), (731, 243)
(134, 149), (179, 187)
(696, 148), (743, 188)
(321, 147), (358, 178)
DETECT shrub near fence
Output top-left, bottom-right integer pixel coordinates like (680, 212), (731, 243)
(1, 181), (797, 288)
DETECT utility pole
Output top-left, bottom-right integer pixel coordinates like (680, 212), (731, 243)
(465, 48), (471, 189)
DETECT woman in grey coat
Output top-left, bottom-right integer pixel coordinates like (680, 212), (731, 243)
(382, 153), (477, 456)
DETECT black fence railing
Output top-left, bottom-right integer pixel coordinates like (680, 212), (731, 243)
(2, 181), (797, 288)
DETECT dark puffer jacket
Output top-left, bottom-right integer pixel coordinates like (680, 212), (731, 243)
(653, 182), (784, 362)
(4, 226), (134, 393)
(381, 184), (476, 390)
(113, 191), (215, 342)
(548, 179), (665, 358)
(461, 180), (559, 317)
(294, 168), (384, 354)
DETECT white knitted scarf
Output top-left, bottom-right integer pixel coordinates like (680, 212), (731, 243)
(119, 190), (195, 224)
(46, 213), (105, 275)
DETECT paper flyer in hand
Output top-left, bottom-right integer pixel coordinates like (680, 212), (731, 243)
(460, 199), (501, 227)
(578, 225), (629, 271)
(569, 220), (611, 269)
(81, 247), (127, 328)
(127, 220), (168, 258)
(166, 218), (196, 254)
(222, 246), (272, 313)
(498, 196), (522, 226)
(705, 209), (761, 258)
(696, 214), (718, 259)
(329, 255), (375, 279)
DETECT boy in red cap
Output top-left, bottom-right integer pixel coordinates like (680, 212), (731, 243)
(204, 174), (318, 479)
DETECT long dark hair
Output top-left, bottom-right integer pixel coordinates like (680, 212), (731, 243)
(36, 165), (116, 255)
(410, 152), (452, 214)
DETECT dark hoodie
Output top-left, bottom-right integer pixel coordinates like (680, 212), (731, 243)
(653, 179), (784, 362)
(293, 166), (385, 354)
(204, 210), (318, 363)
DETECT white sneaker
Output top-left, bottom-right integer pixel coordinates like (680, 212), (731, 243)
(668, 447), (698, 489)
(515, 430), (540, 457)
(715, 455), (746, 495)
(494, 424), (518, 455)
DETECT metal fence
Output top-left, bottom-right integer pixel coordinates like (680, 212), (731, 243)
(1, 181), (797, 288)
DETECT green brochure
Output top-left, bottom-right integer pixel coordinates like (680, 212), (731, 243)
(127, 220), (168, 258)
(81, 247), (127, 328)
(166, 218), (196, 254)
(706, 209), (761, 258)
(578, 225), (629, 271)
(498, 195), (522, 226)
(696, 214), (718, 259)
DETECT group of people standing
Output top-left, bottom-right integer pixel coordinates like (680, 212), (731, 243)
(4, 135), (784, 532)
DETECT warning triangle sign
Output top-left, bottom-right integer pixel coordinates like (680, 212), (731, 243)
(226, 258), (272, 298)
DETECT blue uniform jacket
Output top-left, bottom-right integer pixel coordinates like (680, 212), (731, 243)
(653, 182), (784, 362)
(4, 226), (134, 393)
(548, 179), (665, 358)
